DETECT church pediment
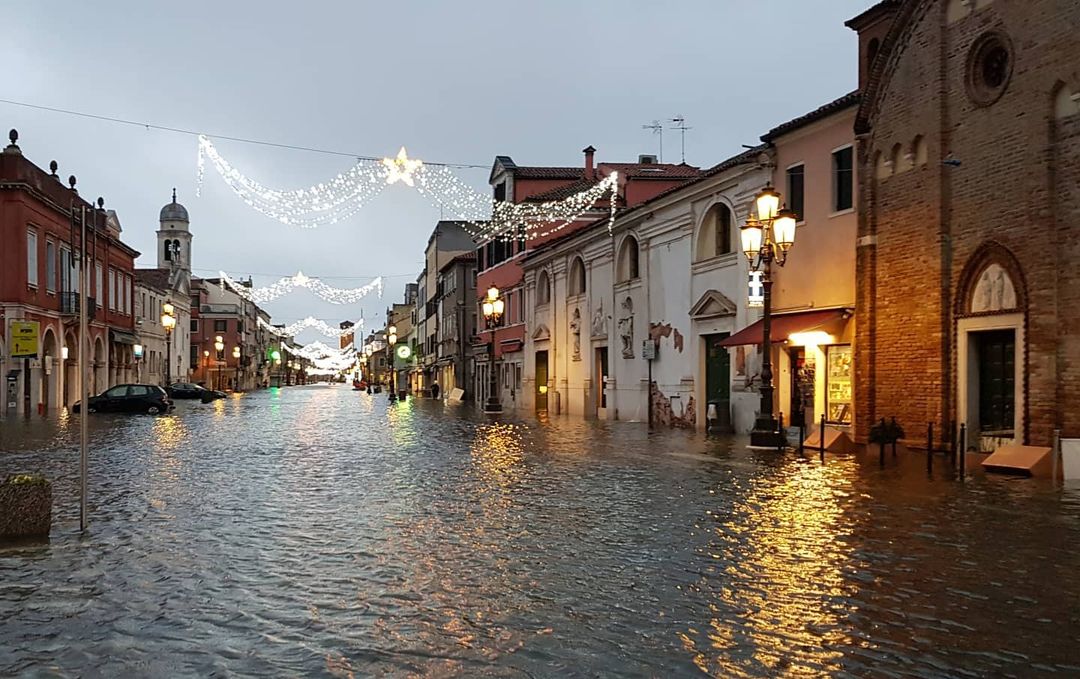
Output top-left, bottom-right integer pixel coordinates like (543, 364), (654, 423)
(689, 289), (737, 319)
(532, 323), (551, 341)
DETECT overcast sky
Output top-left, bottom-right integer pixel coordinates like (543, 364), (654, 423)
(3, 1), (869, 344)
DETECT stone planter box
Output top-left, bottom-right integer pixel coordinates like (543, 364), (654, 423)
(0, 474), (52, 540)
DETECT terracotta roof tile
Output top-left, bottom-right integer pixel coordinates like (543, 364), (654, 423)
(135, 268), (172, 291)
(512, 166), (584, 179)
(598, 162), (701, 178)
(761, 91), (861, 142)
(523, 179), (599, 203)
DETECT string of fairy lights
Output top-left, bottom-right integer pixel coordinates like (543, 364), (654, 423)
(197, 137), (620, 240)
(258, 316), (363, 339)
(218, 270), (383, 305)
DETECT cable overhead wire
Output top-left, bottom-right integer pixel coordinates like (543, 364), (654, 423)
(0, 98), (488, 169)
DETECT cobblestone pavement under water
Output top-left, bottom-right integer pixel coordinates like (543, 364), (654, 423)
(1, 385), (1079, 677)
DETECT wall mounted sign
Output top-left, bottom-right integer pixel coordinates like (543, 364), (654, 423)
(748, 272), (764, 308)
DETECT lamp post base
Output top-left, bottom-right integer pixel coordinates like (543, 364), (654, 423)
(482, 397), (503, 414)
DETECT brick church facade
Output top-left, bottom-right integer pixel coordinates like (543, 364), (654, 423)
(851, 0), (1080, 449)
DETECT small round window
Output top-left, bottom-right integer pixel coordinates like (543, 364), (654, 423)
(966, 33), (1013, 106)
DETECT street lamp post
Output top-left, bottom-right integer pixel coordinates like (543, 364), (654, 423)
(740, 185), (798, 448)
(161, 302), (176, 386)
(214, 335), (224, 391)
(387, 325), (398, 402)
(203, 350), (210, 386)
(481, 286), (504, 414)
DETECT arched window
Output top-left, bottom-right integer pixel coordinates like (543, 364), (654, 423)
(616, 236), (640, 282)
(537, 270), (551, 305)
(568, 257), (586, 296)
(889, 143), (902, 174)
(912, 135), (928, 166)
(695, 203), (733, 262)
(163, 240), (172, 261)
(874, 150), (889, 180)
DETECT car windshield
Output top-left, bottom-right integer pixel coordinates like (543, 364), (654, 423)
(103, 386), (127, 397)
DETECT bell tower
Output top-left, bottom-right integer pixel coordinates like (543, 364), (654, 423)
(157, 188), (193, 293)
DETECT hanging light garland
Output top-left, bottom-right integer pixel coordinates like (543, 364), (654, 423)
(259, 316), (363, 339)
(198, 137), (620, 237)
(197, 136), (387, 228)
(219, 270), (383, 305)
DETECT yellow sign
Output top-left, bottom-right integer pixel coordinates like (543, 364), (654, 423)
(10, 320), (40, 359)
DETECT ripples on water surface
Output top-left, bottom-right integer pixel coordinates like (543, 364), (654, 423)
(1, 385), (1079, 677)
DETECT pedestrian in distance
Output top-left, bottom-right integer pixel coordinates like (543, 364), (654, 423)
(430, 381), (440, 399)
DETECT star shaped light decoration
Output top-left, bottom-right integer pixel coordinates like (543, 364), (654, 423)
(381, 147), (423, 186)
(293, 271), (310, 287)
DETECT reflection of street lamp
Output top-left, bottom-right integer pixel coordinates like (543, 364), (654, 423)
(233, 345), (242, 392)
(481, 286), (504, 414)
(161, 302), (176, 386)
(740, 184), (798, 448)
(214, 335), (224, 391)
(387, 325), (398, 402)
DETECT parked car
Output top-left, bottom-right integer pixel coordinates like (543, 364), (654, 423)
(167, 382), (226, 402)
(72, 384), (173, 414)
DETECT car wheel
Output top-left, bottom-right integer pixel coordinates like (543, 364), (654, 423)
(147, 405), (161, 415)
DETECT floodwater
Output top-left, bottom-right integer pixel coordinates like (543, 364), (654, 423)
(1, 385), (1078, 677)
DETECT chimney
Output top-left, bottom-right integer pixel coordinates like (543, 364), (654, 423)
(583, 145), (596, 180)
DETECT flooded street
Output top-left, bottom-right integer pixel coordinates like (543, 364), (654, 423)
(2, 385), (1079, 677)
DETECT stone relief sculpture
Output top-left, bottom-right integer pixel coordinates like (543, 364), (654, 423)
(618, 297), (634, 359)
(570, 308), (581, 361)
(591, 298), (605, 337)
(971, 263), (1017, 313)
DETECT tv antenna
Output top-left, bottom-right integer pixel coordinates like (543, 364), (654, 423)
(669, 115), (692, 163)
(641, 120), (663, 163)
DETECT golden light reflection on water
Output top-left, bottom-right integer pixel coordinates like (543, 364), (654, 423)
(685, 459), (861, 676)
(470, 422), (527, 491)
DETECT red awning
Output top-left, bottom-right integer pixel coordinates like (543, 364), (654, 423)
(718, 309), (848, 347)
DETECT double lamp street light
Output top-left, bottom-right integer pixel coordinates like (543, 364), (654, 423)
(740, 185), (798, 448)
(481, 286), (504, 414)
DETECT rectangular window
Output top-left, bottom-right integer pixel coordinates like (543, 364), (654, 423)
(786, 164), (805, 221)
(190, 344), (199, 365)
(60, 247), (72, 293)
(26, 230), (38, 287)
(95, 263), (103, 307)
(832, 146), (854, 212)
(236, 320), (243, 334)
(826, 345), (853, 425)
(109, 269), (117, 310)
(45, 241), (56, 292)
(190, 319), (199, 332)
(214, 319), (227, 332)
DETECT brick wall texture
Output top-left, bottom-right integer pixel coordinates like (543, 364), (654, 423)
(855, 0), (1080, 446)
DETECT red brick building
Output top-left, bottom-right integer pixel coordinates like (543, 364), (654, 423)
(474, 147), (699, 407)
(0, 130), (139, 414)
(851, 0), (1080, 450)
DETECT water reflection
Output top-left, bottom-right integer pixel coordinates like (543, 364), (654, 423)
(1, 387), (1079, 677)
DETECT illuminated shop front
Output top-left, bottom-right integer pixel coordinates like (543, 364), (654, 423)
(720, 308), (854, 431)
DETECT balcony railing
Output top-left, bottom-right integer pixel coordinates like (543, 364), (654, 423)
(60, 292), (96, 320)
